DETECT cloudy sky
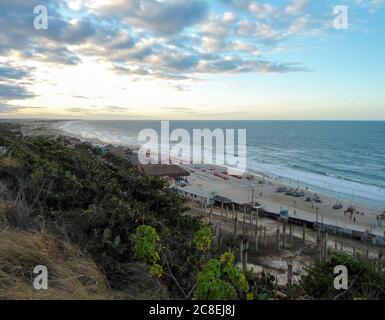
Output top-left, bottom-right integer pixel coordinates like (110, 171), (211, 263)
(0, 0), (384, 120)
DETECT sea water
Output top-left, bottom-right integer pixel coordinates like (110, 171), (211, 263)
(60, 120), (385, 209)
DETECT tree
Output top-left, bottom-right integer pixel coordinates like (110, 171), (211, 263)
(194, 252), (249, 300)
(132, 225), (161, 265)
(193, 225), (212, 252)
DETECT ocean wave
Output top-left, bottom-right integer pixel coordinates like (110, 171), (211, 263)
(247, 159), (385, 208)
(60, 121), (139, 147)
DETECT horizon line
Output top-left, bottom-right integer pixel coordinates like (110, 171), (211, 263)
(2, 118), (385, 122)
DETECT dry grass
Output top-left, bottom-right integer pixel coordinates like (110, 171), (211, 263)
(0, 156), (20, 168)
(0, 229), (116, 300)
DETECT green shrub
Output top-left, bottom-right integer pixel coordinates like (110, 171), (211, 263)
(194, 252), (248, 300)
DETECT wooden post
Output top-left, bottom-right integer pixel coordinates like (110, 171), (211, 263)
(302, 223), (306, 243)
(287, 263), (293, 285)
(316, 226), (321, 249)
(209, 201), (213, 224)
(240, 240), (243, 265)
(323, 232), (328, 259)
(215, 223), (218, 235)
(243, 206), (246, 237)
(232, 203), (235, 220)
(218, 224), (222, 247)
(234, 212), (238, 237)
(226, 205), (229, 222)
(264, 226), (267, 247)
(255, 230), (259, 252)
(276, 229), (280, 250)
(244, 240), (248, 271)
(289, 223), (293, 244)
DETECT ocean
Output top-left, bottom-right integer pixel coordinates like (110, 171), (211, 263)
(59, 120), (385, 209)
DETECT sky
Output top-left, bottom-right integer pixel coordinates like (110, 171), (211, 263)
(0, 0), (384, 120)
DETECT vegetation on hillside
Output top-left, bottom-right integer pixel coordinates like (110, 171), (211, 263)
(294, 252), (385, 300)
(1, 127), (385, 300)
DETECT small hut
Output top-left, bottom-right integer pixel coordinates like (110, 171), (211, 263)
(139, 164), (190, 184)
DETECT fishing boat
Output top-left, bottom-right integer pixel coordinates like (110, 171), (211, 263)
(277, 186), (288, 193)
(243, 201), (263, 211)
(214, 172), (229, 180)
(279, 209), (289, 219)
(333, 202), (343, 210)
(286, 189), (305, 197)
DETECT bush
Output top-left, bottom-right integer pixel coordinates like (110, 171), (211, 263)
(133, 225), (161, 265)
(0, 134), (206, 298)
(296, 252), (385, 300)
(194, 252), (249, 300)
(193, 225), (212, 252)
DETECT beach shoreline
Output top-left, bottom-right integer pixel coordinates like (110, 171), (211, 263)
(11, 119), (385, 239)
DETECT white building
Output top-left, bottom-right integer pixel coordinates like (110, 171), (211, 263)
(0, 146), (8, 157)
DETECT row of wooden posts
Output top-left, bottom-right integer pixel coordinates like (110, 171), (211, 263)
(201, 200), (309, 272)
(201, 200), (307, 246)
(199, 199), (382, 276)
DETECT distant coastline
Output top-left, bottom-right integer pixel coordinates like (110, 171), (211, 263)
(6, 120), (385, 210)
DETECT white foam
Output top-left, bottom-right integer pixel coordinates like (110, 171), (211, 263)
(60, 121), (138, 147)
(248, 160), (385, 209)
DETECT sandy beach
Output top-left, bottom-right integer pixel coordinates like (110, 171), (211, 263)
(175, 163), (385, 238)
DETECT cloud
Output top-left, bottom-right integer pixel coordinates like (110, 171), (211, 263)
(197, 57), (308, 74)
(92, 0), (208, 35)
(0, 103), (41, 113)
(0, 0), (379, 108)
(0, 84), (34, 100)
(66, 106), (130, 114)
(285, 0), (309, 15)
(0, 0), (330, 82)
(0, 64), (32, 80)
(0, 103), (17, 113)
(0, 64), (35, 101)
(163, 106), (194, 111)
